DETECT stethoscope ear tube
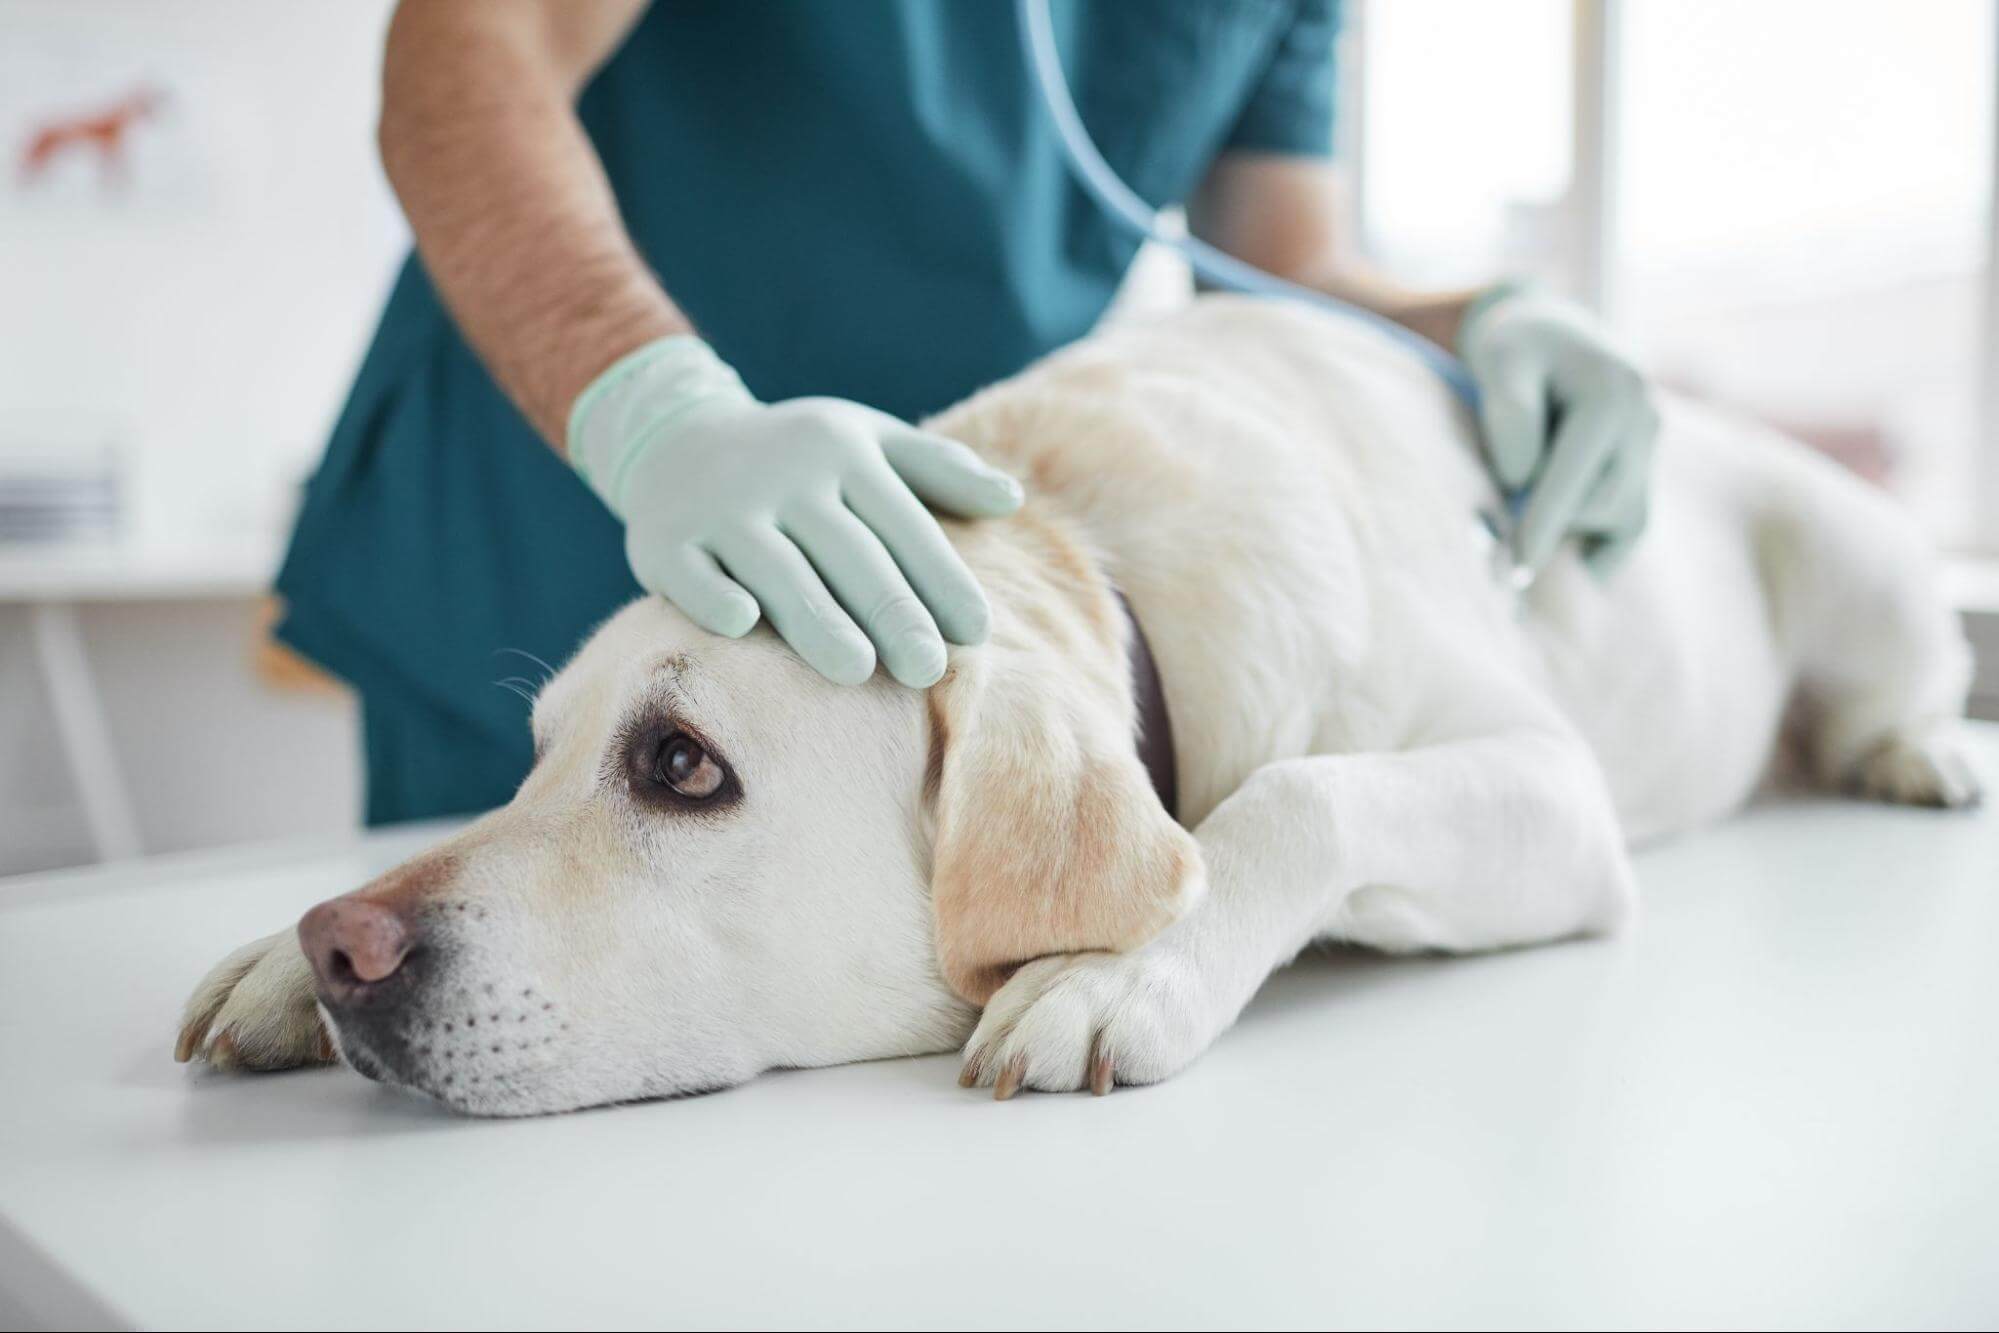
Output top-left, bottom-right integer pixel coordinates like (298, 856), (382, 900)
(1016, 0), (1540, 588)
(1013, 0), (1483, 412)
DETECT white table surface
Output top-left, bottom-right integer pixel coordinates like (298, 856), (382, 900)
(3, 736), (1998, 1332)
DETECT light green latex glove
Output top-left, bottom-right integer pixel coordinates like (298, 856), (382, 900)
(568, 336), (1023, 688)
(1459, 284), (1661, 576)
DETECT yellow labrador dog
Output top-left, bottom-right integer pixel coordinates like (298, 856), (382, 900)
(178, 296), (1979, 1115)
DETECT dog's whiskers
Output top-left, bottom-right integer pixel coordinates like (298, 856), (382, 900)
(493, 646), (557, 687)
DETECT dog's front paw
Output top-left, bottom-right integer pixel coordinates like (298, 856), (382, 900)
(175, 928), (334, 1071)
(959, 948), (1227, 1099)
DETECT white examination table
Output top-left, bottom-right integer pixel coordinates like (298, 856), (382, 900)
(3, 728), (1997, 1331)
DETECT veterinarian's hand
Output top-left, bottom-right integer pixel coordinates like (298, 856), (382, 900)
(1459, 285), (1660, 576)
(568, 336), (1023, 688)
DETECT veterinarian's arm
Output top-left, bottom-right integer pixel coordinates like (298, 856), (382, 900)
(1189, 155), (1479, 354)
(1191, 152), (1660, 576)
(378, 0), (1018, 689)
(379, 0), (670, 446)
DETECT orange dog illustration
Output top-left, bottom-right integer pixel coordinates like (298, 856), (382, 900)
(19, 87), (164, 184)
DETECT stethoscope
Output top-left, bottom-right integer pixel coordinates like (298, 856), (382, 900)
(1014, 0), (1482, 409)
(1015, 0), (1533, 588)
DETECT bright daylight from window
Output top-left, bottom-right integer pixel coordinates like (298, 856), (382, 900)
(1360, 0), (1994, 545)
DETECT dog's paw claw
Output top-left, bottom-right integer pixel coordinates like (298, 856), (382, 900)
(993, 1055), (1026, 1101)
(173, 1016), (208, 1064)
(959, 949), (1220, 1099)
(208, 1028), (242, 1071)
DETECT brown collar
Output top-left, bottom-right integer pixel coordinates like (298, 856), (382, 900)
(1115, 590), (1178, 822)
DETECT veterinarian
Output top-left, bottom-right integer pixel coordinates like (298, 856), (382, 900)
(277, 0), (1657, 824)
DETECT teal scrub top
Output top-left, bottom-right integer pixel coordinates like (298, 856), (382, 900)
(278, 0), (1340, 824)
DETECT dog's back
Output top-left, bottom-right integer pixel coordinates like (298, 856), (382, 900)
(935, 295), (1978, 840)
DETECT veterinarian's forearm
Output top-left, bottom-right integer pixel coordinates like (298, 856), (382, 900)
(1191, 152), (1480, 352)
(378, 0), (679, 449)
(1304, 269), (1481, 357)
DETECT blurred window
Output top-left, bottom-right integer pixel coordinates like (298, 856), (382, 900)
(1617, 0), (1993, 542)
(1355, 0), (1995, 547)
(1355, 0), (1574, 287)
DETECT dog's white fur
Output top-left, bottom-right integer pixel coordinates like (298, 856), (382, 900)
(179, 297), (1979, 1114)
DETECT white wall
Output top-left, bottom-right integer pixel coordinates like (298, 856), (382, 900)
(1, 2), (402, 875)
(0, 0), (406, 538)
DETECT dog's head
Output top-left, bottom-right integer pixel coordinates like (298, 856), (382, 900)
(301, 556), (1202, 1115)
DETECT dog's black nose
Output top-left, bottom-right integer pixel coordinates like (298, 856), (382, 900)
(299, 897), (416, 1005)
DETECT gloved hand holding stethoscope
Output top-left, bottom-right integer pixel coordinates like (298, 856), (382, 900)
(1016, 0), (1659, 587)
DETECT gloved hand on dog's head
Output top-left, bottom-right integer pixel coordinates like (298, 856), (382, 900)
(569, 336), (1023, 688)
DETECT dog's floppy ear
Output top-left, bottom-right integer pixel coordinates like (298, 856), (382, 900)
(924, 529), (1205, 1007)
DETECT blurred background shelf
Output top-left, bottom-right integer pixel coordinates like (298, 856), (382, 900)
(0, 527), (280, 603)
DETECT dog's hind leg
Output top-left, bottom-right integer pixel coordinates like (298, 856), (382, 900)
(959, 725), (1634, 1096)
(1758, 447), (1982, 808)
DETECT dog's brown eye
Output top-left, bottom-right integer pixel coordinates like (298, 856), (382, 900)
(621, 720), (738, 811)
(656, 735), (724, 800)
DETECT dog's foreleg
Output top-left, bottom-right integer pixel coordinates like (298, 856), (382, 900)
(1207, 728), (1637, 955)
(960, 727), (1634, 1096)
